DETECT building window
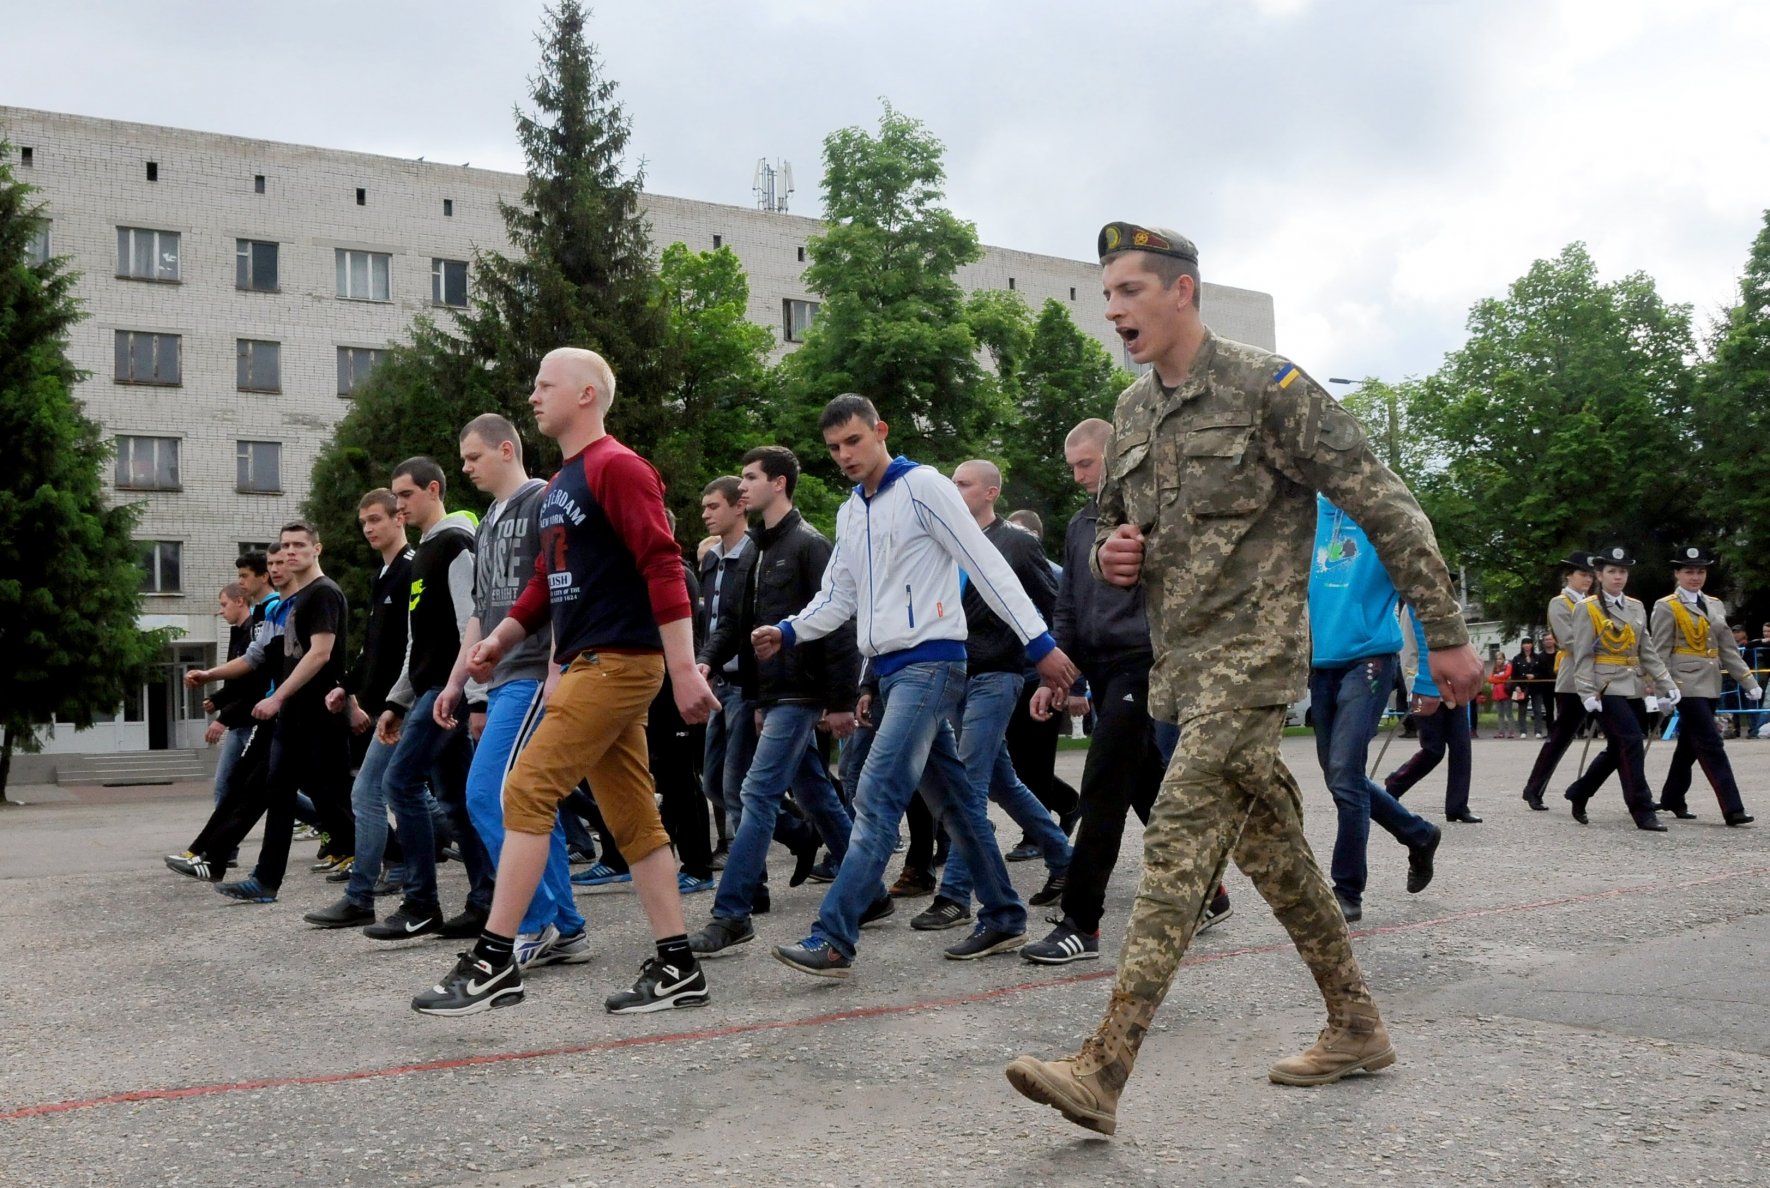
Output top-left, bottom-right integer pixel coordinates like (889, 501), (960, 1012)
(20, 147), (33, 167)
(431, 258), (468, 307)
(1069, 287), (1076, 300)
(138, 541), (183, 594)
(236, 339), (281, 393)
(254, 174), (265, 194)
(713, 235), (723, 249)
(235, 239), (279, 292)
(1008, 277), (1016, 290)
(145, 161), (159, 182)
(355, 187), (366, 206)
(783, 298), (820, 344)
(335, 249), (391, 301)
(25, 222), (50, 266)
(443, 198), (453, 217)
(236, 440), (282, 493)
(337, 346), (387, 396)
(116, 227), (180, 282)
(114, 330), (182, 385)
(237, 541), (272, 557)
(115, 435), (181, 491)
(797, 246), (806, 262)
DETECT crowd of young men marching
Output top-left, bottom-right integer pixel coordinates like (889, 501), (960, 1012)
(161, 221), (1758, 1138)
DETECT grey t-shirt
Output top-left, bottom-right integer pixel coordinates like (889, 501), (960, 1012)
(475, 478), (553, 688)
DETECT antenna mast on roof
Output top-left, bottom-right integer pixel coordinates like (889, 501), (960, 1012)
(753, 158), (794, 213)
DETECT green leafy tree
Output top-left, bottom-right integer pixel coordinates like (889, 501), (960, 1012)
(1694, 211), (1770, 614)
(998, 299), (1132, 553)
(0, 144), (163, 799)
(782, 101), (994, 477)
(1337, 377), (1435, 482)
(1406, 243), (1699, 627)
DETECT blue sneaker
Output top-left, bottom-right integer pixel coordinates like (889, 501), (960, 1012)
(805, 858), (839, 884)
(773, 935), (853, 979)
(216, 876), (276, 903)
(677, 872), (716, 895)
(570, 862), (632, 890)
(514, 924), (560, 969)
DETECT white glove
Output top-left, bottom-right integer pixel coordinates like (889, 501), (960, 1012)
(1663, 686), (1681, 707)
(1643, 696), (1659, 713)
(1747, 685), (1763, 703)
(1582, 696), (1602, 714)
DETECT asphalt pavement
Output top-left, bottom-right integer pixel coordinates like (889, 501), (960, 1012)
(3, 731), (1768, 1187)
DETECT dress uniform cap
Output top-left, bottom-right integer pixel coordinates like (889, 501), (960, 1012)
(1670, 545), (1717, 567)
(1098, 221), (1199, 264)
(1595, 546), (1635, 567)
(1558, 550), (1598, 572)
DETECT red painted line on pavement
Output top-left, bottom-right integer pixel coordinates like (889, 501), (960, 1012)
(5, 863), (1766, 1123)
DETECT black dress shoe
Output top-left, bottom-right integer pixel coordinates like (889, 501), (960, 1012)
(1655, 803), (1697, 820)
(438, 907), (490, 938)
(1634, 816), (1668, 832)
(1406, 825), (1441, 894)
(1570, 798), (1590, 825)
(1725, 811), (1755, 827)
(1524, 796), (1548, 812)
(1448, 812), (1483, 824)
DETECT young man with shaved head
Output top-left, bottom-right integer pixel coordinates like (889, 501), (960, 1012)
(413, 347), (721, 1016)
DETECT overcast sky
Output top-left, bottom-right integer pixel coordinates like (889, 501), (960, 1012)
(9, 0), (1767, 381)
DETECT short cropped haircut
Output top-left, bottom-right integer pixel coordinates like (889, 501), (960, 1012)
(819, 393), (879, 432)
(1102, 249), (1201, 308)
(394, 455), (447, 498)
(702, 476), (742, 506)
(266, 541), (283, 556)
(741, 445), (800, 500)
(220, 582), (249, 603)
(357, 488), (398, 516)
(279, 520), (319, 543)
(234, 550), (268, 576)
(1007, 509), (1043, 536)
(460, 413), (523, 463)
(1065, 418), (1113, 454)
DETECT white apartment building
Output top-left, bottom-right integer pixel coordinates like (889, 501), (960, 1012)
(2, 106), (1277, 765)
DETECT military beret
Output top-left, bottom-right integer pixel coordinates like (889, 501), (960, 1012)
(1098, 221), (1199, 264)
(1670, 545), (1717, 567)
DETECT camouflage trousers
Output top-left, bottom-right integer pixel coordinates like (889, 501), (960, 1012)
(1113, 705), (1372, 1012)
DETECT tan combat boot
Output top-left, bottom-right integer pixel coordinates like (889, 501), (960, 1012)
(1005, 991), (1154, 1136)
(1268, 1002), (1397, 1086)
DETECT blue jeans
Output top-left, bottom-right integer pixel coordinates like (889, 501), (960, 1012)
(938, 671), (1071, 904)
(384, 687), (492, 915)
(1310, 655), (1436, 906)
(213, 725), (252, 806)
(813, 661), (1025, 957)
(343, 735), (398, 908)
(704, 680), (752, 840)
(713, 703), (853, 921)
(466, 680), (584, 937)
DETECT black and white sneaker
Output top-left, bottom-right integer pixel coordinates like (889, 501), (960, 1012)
(364, 901), (442, 940)
(411, 953), (525, 1016)
(605, 957), (710, 1014)
(1021, 918), (1100, 965)
(910, 896), (972, 931)
(1197, 887), (1233, 935)
(165, 852), (221, 882)
(943, 924), (1027, 960)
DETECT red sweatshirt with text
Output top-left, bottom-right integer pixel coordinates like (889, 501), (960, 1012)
(509, 436), (692, 662)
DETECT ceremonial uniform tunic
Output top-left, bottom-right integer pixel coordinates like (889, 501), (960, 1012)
(1565, 594), (1672, 823)
(1520, 589), (1598, 804)
(1652, 593), (1760, 816)
(1092, 330), (1466, 1005)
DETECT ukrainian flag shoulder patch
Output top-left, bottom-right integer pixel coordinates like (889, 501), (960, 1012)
(1273, 362), (1299, 389)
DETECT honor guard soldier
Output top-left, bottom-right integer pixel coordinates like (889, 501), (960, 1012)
(1563, 546), (1678, 830)
(1519, 550), (1600, 809)
(1005, 221), (1481, 1136)
(1651, 546), (1758, 825)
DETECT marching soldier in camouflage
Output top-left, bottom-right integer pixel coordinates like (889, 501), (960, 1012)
(1006, 222), (1482, 1137)
(1650, 546), (1759, 825)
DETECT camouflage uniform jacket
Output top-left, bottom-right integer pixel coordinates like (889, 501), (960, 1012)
(1092, 330), (1468, 724)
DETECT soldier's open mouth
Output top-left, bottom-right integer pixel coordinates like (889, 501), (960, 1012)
(1118, 327), (1140, 345)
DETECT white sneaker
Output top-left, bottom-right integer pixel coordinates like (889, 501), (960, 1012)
(529, 929), (593, 967)
(514, 924), (560, 969)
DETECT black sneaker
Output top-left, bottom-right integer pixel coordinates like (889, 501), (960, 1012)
(1336, 892), (1363, 923)
(1197, 887), (1233, 934)
(364, 901), (442, 940)
(773, 936), (853, 979)
(165, 852), (222, 882)
(1027, 869), (1068, 907)
(606, 957), (710, 1014)
(910, 896), (972, 931)
(943, 924), (1026, 960)
(688, 916), (756, 957)
(438, 907), (490, 939)
(1021, 918), (1100, 965)
(1406, 825), (1441, 894)
(860, 892), (896, 928)
(1004, 838), (1041, 862)
(411, 952), (524, 1017)
(708, 841), (729, 872)
(304, 896), (375, 929)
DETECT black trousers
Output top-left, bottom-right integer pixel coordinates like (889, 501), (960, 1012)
(1059, 657), (1164, 934)
(650, 675), (713, 880)
(1520, 692), (1591, 802)
(191, 713), (352, 890)
(1659, 697), (1746, 816)
(1004, 675), (1079, 821)
(1565, 695), (1656, 820)
(1385, 701), (1472, 816)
